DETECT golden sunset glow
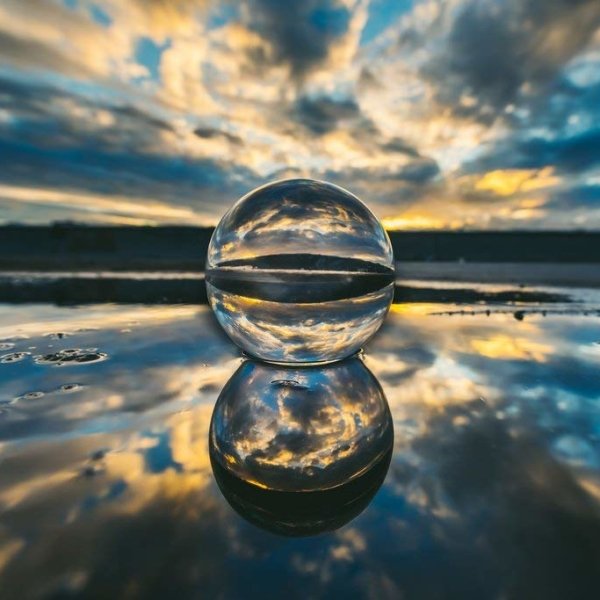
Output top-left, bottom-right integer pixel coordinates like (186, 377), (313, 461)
(381, 214), (449, 231)
(474, 168), (560, 197)
(470, 334), (553, 362)
(0, 184), (209, 226)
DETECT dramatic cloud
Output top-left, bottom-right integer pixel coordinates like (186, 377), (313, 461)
(0, 0), (598, 228)
(424, 0), (600, 118)
(194, 126), (243, 145)
(0, 30), (92, 79)
(244, 0), (352, 81)
(295, 95), (361, 134)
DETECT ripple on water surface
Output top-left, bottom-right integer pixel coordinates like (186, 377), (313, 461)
(20, 391), (45, 400)
(0, 352), (30, 364)
(44, 332), (71, 340)
(58, 383), (85, 393)
(34, 348), (109, 366)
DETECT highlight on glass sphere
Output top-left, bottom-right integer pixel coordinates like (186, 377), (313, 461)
(206, 179), (395, 364)
(209, 357), (393, 537)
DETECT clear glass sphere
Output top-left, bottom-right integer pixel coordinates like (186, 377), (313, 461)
(206, 179), (395, 364)
(209, 357), (393, 494)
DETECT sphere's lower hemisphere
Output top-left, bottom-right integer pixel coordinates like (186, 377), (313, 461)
(206, 279), (394, 364)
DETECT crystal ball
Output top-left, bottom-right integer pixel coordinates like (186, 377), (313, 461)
(206, 179), (395, 364)
(209, 357), (394, 494)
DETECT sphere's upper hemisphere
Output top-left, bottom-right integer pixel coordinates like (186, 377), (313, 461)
(207, 179), (393, 270)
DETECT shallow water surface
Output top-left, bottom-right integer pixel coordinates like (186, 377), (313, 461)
(0, 294), (599, 599)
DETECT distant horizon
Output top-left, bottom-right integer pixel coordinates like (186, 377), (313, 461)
(0, 226), (598, 272)
(2, 221), (600, 234)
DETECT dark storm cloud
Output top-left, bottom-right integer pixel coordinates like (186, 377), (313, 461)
(111, 105), (175, 132)
(0, 76), (53, 113)
(0, 136), (255, 207)
(517, 128), (600, 174)
(382, 137), (421, 158)
(465, 126), (600, 177)
(425, 0), (600, 118)
(0, 75), (179, 177)
(0, 76), (174, 136)
(0, 76), (259, 212)
(245, 0), (351, 80)
(459, 73), (600, 180)
(315, 160), (440, 212)
(549, 184), (600, 210)
(325, 158), (440, 187)
(193, 126), (243, 145)
(395, 157), (440, 183)
(292, 94), (427, 168)
(294, 95), (361, 134)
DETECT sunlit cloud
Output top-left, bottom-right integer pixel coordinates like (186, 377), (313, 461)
(0, 184), (210, 225)
(0, 0), (598, 227)
(381, 214), (449, 231)
(470, 334), (553, 362)
(474, 168), (560, 197)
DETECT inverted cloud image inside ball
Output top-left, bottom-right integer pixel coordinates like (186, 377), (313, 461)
(209, 357), (394, 534)
(206, 179), (395, 364)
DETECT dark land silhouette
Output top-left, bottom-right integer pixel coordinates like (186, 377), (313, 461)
(0, 274), (571, 305)
(0, 224), (599, 271)
(214, 253), (394, 273)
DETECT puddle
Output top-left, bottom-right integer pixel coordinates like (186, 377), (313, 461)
(1, 352), (30, 364)
(34, 349), (109, 366)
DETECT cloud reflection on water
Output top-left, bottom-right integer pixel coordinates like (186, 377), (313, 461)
(0, 301), (599, 597)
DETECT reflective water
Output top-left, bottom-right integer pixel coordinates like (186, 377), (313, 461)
(206, 179), (395, 363)
(0, 293), (599, 598)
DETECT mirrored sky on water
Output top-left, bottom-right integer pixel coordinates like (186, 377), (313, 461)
(0, 298), (599, 598)
(1, 0), (600, 229)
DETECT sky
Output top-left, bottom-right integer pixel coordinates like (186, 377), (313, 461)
(0, 0), (599, 229)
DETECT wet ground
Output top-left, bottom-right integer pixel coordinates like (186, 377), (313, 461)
(0, 280), (599, 599)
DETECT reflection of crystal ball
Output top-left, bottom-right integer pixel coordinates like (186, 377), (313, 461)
(211, 443), (391, 536)
(209, 357), (393, 493)
(206, 179), (394, 364)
